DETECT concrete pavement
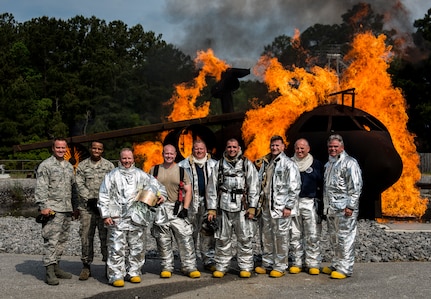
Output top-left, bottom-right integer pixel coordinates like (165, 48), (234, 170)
(1, 253), (431, 299)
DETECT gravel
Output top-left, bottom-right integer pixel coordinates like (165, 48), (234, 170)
(1, 215), (431, 263)
(1, 178), (431, 263)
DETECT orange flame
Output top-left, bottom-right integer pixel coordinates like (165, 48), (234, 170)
(134, 49), (229, 170)
(133, 32), (427, 218)
(134, 141), (164, 173)
(243, 32), (428, 218)
(165, 49), (229, 122)
(243, 55), (338, 160)
(341, 33), (427, 217)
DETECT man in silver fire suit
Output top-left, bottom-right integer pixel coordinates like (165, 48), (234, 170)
(207, 138), (259, 278)
(254, 135), (301, 278)
(178, 140), (218, 271)
(76, 141), (115, 280)
(35, 138), (77, 285)
(321, 134), (362, 279)
(98, 148), (167, 287)
(289, 138), (324, 275)
(150, 144), (201, 279)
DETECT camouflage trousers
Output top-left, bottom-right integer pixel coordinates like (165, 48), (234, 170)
(79, 207), (108, 264)
(42, 212), (71, 266)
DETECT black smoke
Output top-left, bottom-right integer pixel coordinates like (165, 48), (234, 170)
(164, 0), (427, 66)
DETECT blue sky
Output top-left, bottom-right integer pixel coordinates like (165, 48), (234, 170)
(1, 0), (430, 68)
(1, 0), (176, 40)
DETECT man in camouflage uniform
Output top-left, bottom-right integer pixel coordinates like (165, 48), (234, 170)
(76, 141), (115, 280)
(35, 138), (77, 285)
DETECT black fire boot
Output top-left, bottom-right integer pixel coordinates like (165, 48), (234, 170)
(45, 264), (59, 285)
(79, 264), (91, 281)
(54, 262), (72, 279)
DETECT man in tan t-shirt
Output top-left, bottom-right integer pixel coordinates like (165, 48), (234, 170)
(150, 144), (200, 279)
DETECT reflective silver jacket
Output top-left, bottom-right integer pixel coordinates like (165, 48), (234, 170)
(98, 164), (167, 229)
(75, 157), (115, 208)
(35, 155), (77, 212)
(258, 152), (301, 218)
(178, 154), (217, 216)
(207, 153), (259, 213)
(323, 151), (362, 215)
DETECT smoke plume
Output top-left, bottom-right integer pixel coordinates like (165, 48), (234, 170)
(164, 0), (428, 67)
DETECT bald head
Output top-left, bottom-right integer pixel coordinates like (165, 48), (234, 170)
(294, 138), (310, 159)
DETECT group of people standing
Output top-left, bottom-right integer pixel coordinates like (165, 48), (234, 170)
(35, 133), (362, 287)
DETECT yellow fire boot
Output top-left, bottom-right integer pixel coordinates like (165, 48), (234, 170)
(112, 279), (125, 287)
(309, 268), (320, 275)
(322, 266), (334, 275)
(129, 276), (141, 283)
(213, 271), (225, 278)
(160, 270), (172, 278)
(188, 270), (201, 278)
(331, 271), (347, 279)
(289, 266), (302, 274)
(254, 266), (267, 274)
(269, 270), (285, 278)
(239, 270), (251, 278)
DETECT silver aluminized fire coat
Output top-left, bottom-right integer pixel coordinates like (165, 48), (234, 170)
(98, 164), (166, 283)
(258, 152), (301, 272)
(206, 153), (259, 273)
(178, 155), (217, 267)
(323, 150), (362, 276)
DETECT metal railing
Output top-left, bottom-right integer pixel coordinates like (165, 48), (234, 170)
(0, 160), (42, 176)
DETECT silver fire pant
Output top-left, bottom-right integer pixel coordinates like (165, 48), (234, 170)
(191, 196), (215, 266)
(214, 210), (256, 273)
(42, 212), (71, 266)
(290, 197), (321, 269)
(259, 205), (292, 272)
(79, 207), (107, 264)
(326, 209), (358, 276)
(106, 226), (146, 283)
(152, 202), (197, 273)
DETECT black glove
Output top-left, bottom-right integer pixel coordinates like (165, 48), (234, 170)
(87, 198), (100, 215)
(177, 208), (188, 219)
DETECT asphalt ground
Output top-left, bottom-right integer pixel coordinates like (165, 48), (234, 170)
(1, 252), (431, 299)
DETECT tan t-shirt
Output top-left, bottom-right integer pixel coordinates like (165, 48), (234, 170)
(151, 163), (191, 203)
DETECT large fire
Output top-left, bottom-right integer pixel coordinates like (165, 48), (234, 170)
(134, 32), (428, 218)
(243, 32), (427, 218)
(136, 49), (229, 172)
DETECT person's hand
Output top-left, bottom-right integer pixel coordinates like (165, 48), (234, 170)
(282, 208), (291, 218)
(104, 217), (114, 226)
(157, 195), (165, 205)
(207, 209), (217, 222)
(344, 207), (353, 217)
(40, 208), (53, 216)
(246, 207), (256, 220)
(177, 208), (188, 219)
